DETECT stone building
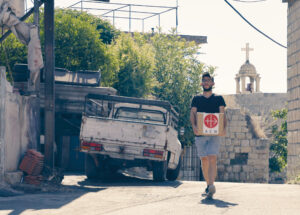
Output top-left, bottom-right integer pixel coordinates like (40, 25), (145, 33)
(283, 0), (300, 181)
(235, 43), (261, 94)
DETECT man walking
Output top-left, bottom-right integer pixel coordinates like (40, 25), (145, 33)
(190, 72), (226, 199)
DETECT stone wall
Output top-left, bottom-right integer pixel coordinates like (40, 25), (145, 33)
(223, 93), (287, 136)
(286, 0), (300, 180)
(0, 66), (32, 183)
(218, 109), (269, 183)
(180, 107), (270, 183)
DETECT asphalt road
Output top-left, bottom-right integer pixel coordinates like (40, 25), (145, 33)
(0, 173), (300, 215)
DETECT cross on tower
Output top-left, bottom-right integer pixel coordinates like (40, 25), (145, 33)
(241, 43), (253, 62)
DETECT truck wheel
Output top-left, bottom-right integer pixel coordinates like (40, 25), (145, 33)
(85, 154), (99, 179)
(166, 156), (182, 181)
(152, 161), (167, 182)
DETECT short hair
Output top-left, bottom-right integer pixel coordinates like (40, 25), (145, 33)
(202, 72), (214, 82)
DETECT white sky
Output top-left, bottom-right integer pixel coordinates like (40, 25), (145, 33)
(27, 0), (288, 95)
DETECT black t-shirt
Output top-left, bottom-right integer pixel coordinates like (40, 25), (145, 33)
(191, 94), (226, 113)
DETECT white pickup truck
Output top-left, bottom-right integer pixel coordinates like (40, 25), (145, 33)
(80, 94), (182, 181)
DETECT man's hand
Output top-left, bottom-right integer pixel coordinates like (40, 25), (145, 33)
(193, 126), (198, 135)
(190, 107), (198, 135)
(219, 128), (226, 137)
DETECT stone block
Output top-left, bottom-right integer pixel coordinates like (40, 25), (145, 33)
(249, 140), (256, 146)
(234, 173), (240, 181)
(228, 145), (234, 151)
(241, 140), (250, 147)
(4, 171), (23, 185)
(248, 153), (258, 159)
(229, 172), (235, 180)
(218, 165), (225, 172)
(233, 165), (241, 172)
(225, 138), (231, 145)
(237, 121), (247, 127)
(242, 166), (253, 172)
(241, 147), (251, 153)
(240, 172), (246, 181)
(223, 173), (229, 181)
(232, 139), (240, 145)
(223, 159), (230, 165)
(241, 127), (249, 133)
(229, 152), (235, 159)
(232, 115), (240, 121)
(226, 166), (232, 172)
(222, 153), (229, 159)
(236, 133), (246, 139)
(234, 147), (241, 153)
(231, 126), (241, 132)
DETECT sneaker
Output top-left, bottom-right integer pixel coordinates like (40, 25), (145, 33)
(206, 185), (216, 199)
(202, 186), (209, 196)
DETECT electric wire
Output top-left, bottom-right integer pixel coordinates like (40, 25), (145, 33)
(232, 0), (267, 3)
(224, 0), (287, 49)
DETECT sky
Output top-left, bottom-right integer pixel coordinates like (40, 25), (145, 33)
(26, 0), (288, 95)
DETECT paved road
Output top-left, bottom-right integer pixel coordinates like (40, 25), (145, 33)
(0, 174), (300, 215)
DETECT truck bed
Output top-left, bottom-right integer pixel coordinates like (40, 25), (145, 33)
(80, 116), (168, 160)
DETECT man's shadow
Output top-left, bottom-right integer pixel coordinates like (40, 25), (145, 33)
(200, 198), (238, 208)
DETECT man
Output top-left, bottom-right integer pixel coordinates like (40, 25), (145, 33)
(190, 72), (226, 199)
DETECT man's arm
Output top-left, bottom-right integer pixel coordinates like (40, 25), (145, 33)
(190, 107), (198, 135)
(219, 106), (227, 136)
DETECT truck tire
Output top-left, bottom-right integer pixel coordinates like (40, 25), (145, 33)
(166, 156), (182, 181)
(152, 161), (167, 182)
(85, 154), (99, 179)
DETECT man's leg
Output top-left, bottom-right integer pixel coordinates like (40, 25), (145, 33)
(207, 155), (217, 185)
(206, 154), (217, 198)
(200, 156), (209, 185)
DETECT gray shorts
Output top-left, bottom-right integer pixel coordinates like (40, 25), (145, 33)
(195, 136), (221, 158)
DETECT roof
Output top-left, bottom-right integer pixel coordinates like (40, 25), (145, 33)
(239, 60), (257, 75)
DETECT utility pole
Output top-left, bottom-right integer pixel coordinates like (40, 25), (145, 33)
(44, 0), (55, 169)
(32, 0), (41, 151)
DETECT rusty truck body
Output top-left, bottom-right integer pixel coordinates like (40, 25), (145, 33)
(80, 94), (182, 181)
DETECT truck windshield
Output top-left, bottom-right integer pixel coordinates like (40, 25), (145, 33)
(114, 107), (166, 124)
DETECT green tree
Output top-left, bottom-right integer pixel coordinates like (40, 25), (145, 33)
(150, 30), (214, 145)
(40, 9), (118, 86)
(0, 34), (27, 82)
(111, 33), (155, 97)
(0, 9), (119, 86)
(269, 108), (288, 172)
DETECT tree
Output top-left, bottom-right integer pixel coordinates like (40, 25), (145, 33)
(0, 33), (27, 82)
(40, 9), (118, 86)
(111, 33), (155, 97)
(149, 30), (215, 145)
(269, 108), (288, 173)
(0, 9), (119, 86)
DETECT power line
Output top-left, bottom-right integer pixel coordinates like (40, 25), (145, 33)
(224, 0), (287, 49)
(232, 0), (267, 3)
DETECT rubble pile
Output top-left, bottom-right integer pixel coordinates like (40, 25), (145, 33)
(19, 149), (44, 185)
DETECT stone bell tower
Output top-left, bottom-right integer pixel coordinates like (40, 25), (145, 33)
(235, 43), (261, 94)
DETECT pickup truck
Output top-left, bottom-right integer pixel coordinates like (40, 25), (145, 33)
(80, 94), (182, 181)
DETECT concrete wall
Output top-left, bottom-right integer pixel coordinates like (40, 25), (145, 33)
(0, 67), (6, 182)
(286, 0), (300, 180)
(0, 66), (32, 182)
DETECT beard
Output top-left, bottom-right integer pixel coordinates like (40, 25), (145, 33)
(203, 86), (212, 92)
